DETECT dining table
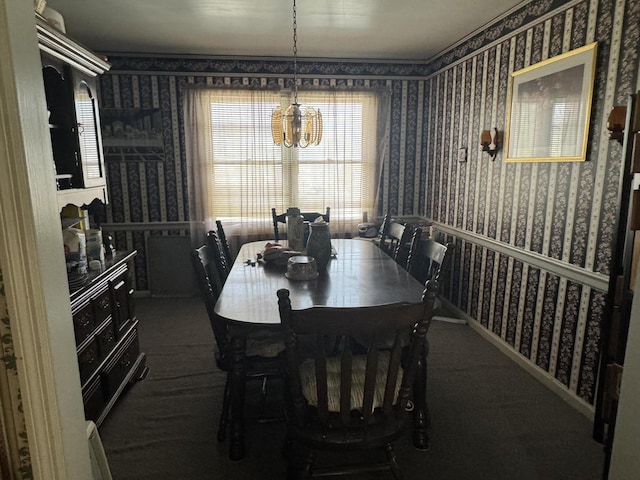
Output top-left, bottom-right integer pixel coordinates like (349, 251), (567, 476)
(214, 238), (430, 460)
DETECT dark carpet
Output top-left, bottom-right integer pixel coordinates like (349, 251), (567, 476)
(99, 296), (605, 479)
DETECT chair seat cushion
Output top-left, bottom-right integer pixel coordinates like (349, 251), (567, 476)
(245, 329), (285, 358)
(299, 352), (402, 413)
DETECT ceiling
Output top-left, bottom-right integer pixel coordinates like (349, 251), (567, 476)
(45, 0), (527, 61)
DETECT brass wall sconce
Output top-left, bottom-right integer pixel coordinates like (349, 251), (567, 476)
(607, 105), (627, 144)
(480, 128), (499, 159)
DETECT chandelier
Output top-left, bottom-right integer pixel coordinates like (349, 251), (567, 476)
(271, 0), (322, 148)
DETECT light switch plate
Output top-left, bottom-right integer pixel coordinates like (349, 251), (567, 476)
(458, 147), (467, 162)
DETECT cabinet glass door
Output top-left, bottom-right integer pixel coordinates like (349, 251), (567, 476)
(75, 79), (106, 187)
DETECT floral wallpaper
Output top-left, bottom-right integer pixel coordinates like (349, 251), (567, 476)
(0, 268), (32, 479)
(98, 0), (640, 406)
(97, 60), (421, 290)
(425, 0), (640, 404)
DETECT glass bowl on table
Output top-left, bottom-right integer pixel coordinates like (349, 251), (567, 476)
(285, 255), (318, 281)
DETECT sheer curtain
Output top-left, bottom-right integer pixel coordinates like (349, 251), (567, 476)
(184, 88), (281, 247)
(184, 86), (389, 248)
(283, 89), (387, 235)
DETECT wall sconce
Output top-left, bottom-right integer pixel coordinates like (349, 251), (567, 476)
(607, 105), (627, 144)
(480, 128), (499, 159)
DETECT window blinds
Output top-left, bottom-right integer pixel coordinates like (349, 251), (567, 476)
(205, 89), (378, 234)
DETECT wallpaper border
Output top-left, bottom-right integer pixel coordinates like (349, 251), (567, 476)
(426, 0), (584, 74)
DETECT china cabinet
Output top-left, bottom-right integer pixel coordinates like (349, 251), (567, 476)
(35, 14), (145, 425)
(36, 13), (111, 211)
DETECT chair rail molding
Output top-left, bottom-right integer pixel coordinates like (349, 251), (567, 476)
(431, 222), (609, 292)
(101, 221), (191, 231)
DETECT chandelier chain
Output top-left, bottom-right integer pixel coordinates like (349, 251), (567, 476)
(292, 0), (298, 103)
(271, 0), (321, 147)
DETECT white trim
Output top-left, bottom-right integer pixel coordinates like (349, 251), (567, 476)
(431, 221), (609, 292)
(0, 3), (92, 479)
(441, 299), (595, 420)
(35, 15), (110, 76)
(101, 221), (191, 231)
(433, 316), (467, 325)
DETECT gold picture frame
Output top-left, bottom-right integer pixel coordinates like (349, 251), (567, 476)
(504, 43), (597, 163)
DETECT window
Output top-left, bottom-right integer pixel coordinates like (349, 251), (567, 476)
(75, 82), (102, 180)
(186, 88), (381, 237)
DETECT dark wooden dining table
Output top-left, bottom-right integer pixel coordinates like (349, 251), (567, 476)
(214, 238), (429, 460)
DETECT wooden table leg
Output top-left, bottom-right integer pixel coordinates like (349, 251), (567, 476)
(413, 345), (430, 451)
(229, 335), (247, 461)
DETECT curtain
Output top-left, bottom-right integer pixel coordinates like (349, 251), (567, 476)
(184, 86), (389, 248)
(374, 90), (390, 220)
(184, 88), (281, 247)
(292, 89), (387, 235)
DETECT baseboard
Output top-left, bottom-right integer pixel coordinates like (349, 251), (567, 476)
(440, 299), (595, 420)
(433, 316), (467, 325)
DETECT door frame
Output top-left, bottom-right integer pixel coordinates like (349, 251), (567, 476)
(0, 0), (92, 478)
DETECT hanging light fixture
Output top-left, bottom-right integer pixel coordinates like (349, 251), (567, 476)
(271, 0), (322, 148)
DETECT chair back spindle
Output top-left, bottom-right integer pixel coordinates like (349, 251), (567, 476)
(191, 245), (228, 354)
(215, 219), (234, 266)
(206, 231), (231, 282)
(416, 239), (455, 285)
(405, 227), (423, 275)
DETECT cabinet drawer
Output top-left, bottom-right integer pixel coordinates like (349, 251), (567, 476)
(93, 288), (112, 325)
(72, 302), (94, 344)
(82, 376), (105, 422)
(112, 271), (135, 334)
(102, 328), (140, 396)
(95, 318), (117, 362)
(77, 337), (100, 385)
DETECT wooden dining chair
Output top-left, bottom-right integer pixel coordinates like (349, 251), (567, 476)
(415, 239), (455, 299)
(215, 219), (234, 266)
(206, 230), (231, 283)
(277, 280), (438, 479)
(369, 213), (392, 250)
(191, 245), (285, 442)
(411, 238), (455, 450)
(381, 222), (414, 267)
(272, 207), (330, 242)
(405, 226), (423, 275)
(378, 216), (397, 255)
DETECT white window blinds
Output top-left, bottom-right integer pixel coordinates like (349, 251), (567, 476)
(199, 88), (379, 236)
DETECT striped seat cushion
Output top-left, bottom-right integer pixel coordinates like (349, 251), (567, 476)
(299, 351), (402, 412)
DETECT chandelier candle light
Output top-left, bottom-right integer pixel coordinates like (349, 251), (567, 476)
(271, 0), (322, 148)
